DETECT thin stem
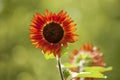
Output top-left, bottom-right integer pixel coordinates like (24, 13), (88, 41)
(57, 57), (64, 80)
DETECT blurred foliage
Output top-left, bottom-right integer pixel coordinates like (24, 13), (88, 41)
(0, 0), (120, 80)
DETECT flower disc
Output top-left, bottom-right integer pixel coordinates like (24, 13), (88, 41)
(43, 22), (64, 43)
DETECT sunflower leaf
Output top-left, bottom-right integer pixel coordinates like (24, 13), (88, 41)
(71, 71), (106, 79)
(84, 66), (112, 72)
(63, 63), (78, 68)
(63, 69), (70, 79)
(44, 53), (55, 59)
(61, 46), (68, 56)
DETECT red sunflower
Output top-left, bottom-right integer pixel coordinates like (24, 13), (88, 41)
(30, 10), (78, 57)
(69, 44), (105, 80)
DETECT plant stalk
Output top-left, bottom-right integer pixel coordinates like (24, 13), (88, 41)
(57, 57), (64, 80)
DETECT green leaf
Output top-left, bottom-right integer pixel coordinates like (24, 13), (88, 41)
(43, 46), (68, 59)
(61, 46), (68, 56)
(81, 53), (89, 59)
(71, 71), (106, 79)
(63, 69), (70, 79)
(75, 53), (91, 63)
(64, 63), (78, 68)
(44, 53), (55, 59)
(84, 66), (112, 72)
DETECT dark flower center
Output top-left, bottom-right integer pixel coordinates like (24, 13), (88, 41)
(43, 22), (64, 43)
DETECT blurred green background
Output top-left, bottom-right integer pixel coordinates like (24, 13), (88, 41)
(0, 0), (120, 80)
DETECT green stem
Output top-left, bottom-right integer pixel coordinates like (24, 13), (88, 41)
(57, 57), (64, 80)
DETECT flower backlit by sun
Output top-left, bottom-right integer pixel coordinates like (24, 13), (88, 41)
(70, 44), (105, 80)
(30, 10), (78, 57)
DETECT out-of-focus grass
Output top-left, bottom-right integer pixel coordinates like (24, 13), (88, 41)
(0, 0), (120, 80)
